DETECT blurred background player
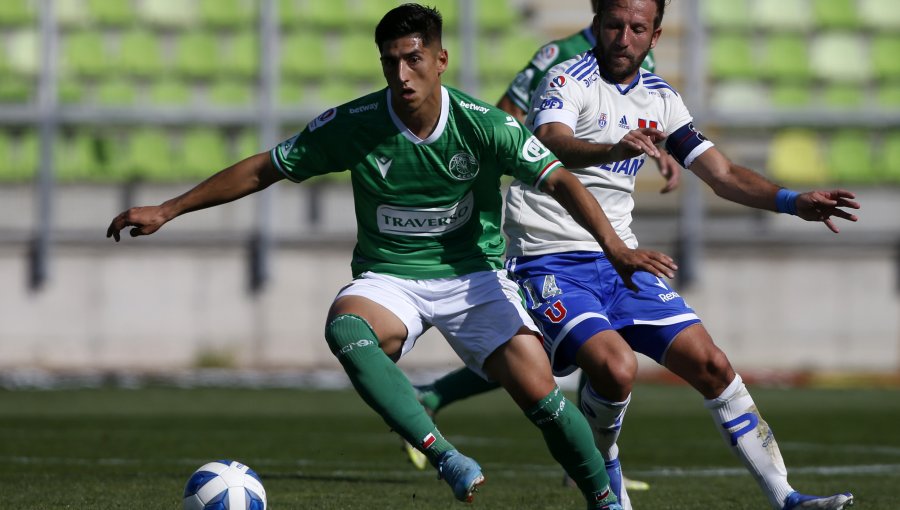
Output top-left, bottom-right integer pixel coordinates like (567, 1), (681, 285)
(504, 0), (858, 509)
(104, 4), (688, 509)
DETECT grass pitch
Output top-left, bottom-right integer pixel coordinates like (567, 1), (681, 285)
(1, 382), (898, 509)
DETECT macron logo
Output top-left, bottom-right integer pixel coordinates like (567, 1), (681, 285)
(375, 155), (392, 178)
(459, 100), (489, 114)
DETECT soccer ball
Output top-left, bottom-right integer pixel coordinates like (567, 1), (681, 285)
(183, 460), (267, 510)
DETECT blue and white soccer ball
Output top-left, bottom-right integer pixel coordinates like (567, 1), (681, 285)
(183, 460), (267, 510)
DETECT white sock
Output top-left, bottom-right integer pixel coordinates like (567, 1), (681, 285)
(579, 384), (630, 460)
(704, 373), (794, 509)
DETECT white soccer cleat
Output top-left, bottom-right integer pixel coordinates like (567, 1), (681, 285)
(781, 491), (854, 510)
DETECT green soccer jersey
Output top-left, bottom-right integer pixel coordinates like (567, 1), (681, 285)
(505, 26), (657, 111)
(270, 86), (562, 279)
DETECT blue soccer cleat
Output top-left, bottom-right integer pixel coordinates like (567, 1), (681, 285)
(782, 491), (854, 510)
(437, 450), (485, 502)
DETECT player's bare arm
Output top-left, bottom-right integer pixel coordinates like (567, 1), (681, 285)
(106, 152), (283, 241)
(535, 121), (664, 168)
(541, 167), (677, 289)
(689, 147), (860, 233)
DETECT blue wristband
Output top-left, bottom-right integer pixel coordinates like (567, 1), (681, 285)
(775, 188), (800, 215)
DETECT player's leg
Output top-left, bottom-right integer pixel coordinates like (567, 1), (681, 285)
(482, 329), (620, 510)
(574, 330), (637, 510)
(663, 324), (853, 510)
(325, 281), (483, 502)
(417, 366), (502, 415)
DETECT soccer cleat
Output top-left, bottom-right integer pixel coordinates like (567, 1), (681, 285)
(401, 438), (429, 470)
(623, 475), (650, 491)
(437, 450), (485, 502)
(782, 491), (854, 510)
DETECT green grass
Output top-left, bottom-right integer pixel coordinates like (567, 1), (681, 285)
(1, 383), (899, 509)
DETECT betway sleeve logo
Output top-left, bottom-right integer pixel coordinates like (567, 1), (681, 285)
(377, 192), (473, 236)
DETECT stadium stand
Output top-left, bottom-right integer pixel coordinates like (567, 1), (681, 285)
(880, 131), (900, 182)
(827, 129), (876, 183)
(767, 129), (828, 185)
(811, 0), (861, 30)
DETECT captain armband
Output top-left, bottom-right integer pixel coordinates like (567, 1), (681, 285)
(664, 122), (714, 168)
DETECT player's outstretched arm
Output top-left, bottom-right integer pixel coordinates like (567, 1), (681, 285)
(535, 122), (665, 169)
(541, 167), (677, 290)
(687, 147), (859, 233)
(106, 152), (283, 241)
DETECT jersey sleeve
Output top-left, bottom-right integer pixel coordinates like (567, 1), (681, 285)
(528, 67), (583, 133)
(504, 42), (562, 112)
(491, 116), (562, 189)
(269, 107), (342, 182)
(661, 93), (714, 168)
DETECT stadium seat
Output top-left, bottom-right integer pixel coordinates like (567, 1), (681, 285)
(811, 0), (861, 30)
(752, 0), (811, 31)
(761, 34), (811, 83)
(859, 0), (900, 31)
(810, 32), (871, 83)
(771, 83), (813, 108)
(56, 0), (90, 28)
(429, 0), (459, 29)
(278, 82), (306, 106)
(138, 0), (196, 29)
(709, 81), (769, 111)
(767, 129), (827, 184)
(826, 130), (876, 183)
(280, 31), (328, 79)
(87, 0), (136, 27)
(0, 76), (33, 103)
(199, 0), (256, 29)
(879, 131), (900, 182)
(317, 78), (358, 107)
(0, 0), (35, 26)
(0, 131), (14, 181)
(277, 0), (305, 28)
(179, 128), (231, 180)
(708, 34), (756, 80)
(149, 78), (193, 106)
(174, 32), (221, 80)
(222, 30), (259, 79)
(119, 29), (166, 78)
(208, 80), (254, 106)
(876, 82), (900, 107)
(335, 32), (382, 81)
(58, 80), (84, 104)
(871, 35), (900, 81)
(821, 83), (865, 108)
(61, 31), (111, 78)
(493, 33), (543, 79)
(477, 0), (518, 32)
(303, 0), (350, 30)
(235, 129), (260, 160)
(6, 29), (39, 76)
(702, 0), (751, 31)
(122, 128), (174, 180)
(96, 77), (137, 105)
(55, 132), (103, 182)
(3, 130), (39, 181)
(351, 0), (399, 28)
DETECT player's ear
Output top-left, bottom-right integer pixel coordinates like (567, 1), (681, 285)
(436, 46), (448, 74)
(650, 26), (662, 49)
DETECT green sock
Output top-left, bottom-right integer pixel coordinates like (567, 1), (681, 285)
(422, 367), (502, 414)
(325, 314), (453, 466)
(525, 386), (615, 507)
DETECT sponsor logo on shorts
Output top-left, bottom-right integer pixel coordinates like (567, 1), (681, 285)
(658, 291), (681, 302)
(377, 192), (473, 236)
(543, 300), (567, 323)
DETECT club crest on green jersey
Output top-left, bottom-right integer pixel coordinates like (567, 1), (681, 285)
(448, 152), (479, 180)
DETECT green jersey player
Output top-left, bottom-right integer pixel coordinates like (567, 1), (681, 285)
(106, 4), (678, 509)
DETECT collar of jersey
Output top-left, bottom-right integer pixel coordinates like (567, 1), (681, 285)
(386, 86), (450, 145)
(592, 48), (642, 95)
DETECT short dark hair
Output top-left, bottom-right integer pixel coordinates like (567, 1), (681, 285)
(595, 0), (668, 29)
(375, 3), (443, 50)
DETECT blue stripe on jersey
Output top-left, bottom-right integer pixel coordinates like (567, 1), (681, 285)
(565, 51), (597, 80)
(641, 72), (679, 96)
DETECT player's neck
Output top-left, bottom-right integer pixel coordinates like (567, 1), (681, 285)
(392, 92), (443, 139)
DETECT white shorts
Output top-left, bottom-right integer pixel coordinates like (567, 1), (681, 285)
(334, 270), (539, 379)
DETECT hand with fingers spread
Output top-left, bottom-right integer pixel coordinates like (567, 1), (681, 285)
(609, 127), (666, 162)
(604, 245), (678, 291)
(795, 189), (860, 233)
(106, 205), (171, 242)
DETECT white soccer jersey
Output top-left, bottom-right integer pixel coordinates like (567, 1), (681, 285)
(504, 50), (714, 257)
